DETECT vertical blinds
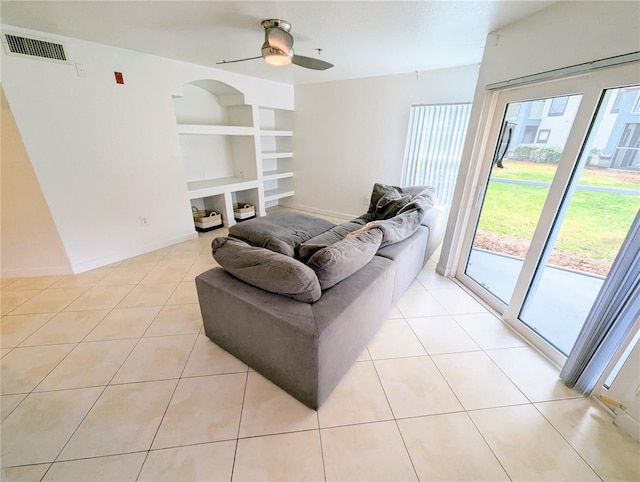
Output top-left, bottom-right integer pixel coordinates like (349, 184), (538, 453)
(401, 103), (472, 205)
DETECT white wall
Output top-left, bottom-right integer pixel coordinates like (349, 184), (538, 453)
(1, 25), (293, 274)
(289, 64), (479, 218)
(1, 87), (72, 277)
(440, 0), (640, 274)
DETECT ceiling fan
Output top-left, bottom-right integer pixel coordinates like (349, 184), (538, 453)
(217, 19), (334, 71)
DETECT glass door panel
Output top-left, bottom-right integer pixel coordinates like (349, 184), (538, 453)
(465, 94), (583, 304)
(519, 87), (640, 355)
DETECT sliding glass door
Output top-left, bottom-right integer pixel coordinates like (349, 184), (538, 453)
(519, 86), (640, 355)
(458, 64), (640, 363)
(465, 94), (583, 305)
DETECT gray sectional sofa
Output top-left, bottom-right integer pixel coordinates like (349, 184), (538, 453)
(195, 184), (447, 409)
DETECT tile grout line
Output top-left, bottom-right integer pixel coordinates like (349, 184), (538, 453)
(399, 313), (468, 416)
(46, 383), (111, 472)
(531, 400), (605, 481)
(369, 347), (421, 482)
(463, 408), (515, 481)
(2, 311), (58, 348)
(4, 283), (90, 318)
(1, 289), (43, 316)
(425, 317), (533, 410)
(393, 297), (554, 480)
(229, 370), (250, 482)
(124, 246), (205, 473)
(315, 410), (328, 482)
(130, 244), (206, 482)
(2, 286), (109, 422)
(46, 264), (166, 469)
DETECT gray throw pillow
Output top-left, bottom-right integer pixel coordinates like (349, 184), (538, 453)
(366, 183), (436, 217)
(212, 237), (321, 303)
(307, 229), (383, 290)
(298, 221), (367, 262)
(372, 192), (413, 219)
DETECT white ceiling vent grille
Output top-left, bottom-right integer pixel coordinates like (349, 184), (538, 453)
(3, 33), (69, 63)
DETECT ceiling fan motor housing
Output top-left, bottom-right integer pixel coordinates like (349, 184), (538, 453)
(261, 19), (291, 32)
(262, 19), (294, 57)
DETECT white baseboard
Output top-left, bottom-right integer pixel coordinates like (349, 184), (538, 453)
(614, 411), (640, 443)
(1, 232), (199, 279)
(69, 231), (199, 274)
(279, 201), (356, 221)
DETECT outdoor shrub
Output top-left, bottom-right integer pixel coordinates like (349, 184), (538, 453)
(513, 144), (563, 164)
(513, 144), (536, 161)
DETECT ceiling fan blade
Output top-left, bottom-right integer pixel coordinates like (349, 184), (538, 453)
(216, 56), (262, 65)
(292, 55), (334, 71)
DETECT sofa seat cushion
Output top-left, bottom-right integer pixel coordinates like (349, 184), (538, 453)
(307, 229), (383, 290)
(229, 212), (336, 257)
(212, 237), (321, 302)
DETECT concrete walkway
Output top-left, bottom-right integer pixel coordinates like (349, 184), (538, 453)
(492, 177), (639, 195)
(466, 248), (605, 355)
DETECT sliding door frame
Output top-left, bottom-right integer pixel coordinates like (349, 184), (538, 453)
(452, 63), (640, 367)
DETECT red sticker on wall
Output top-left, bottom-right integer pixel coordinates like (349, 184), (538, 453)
(114, 72), (124, 84)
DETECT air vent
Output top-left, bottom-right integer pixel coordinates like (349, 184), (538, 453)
(3, 33), (68, 62)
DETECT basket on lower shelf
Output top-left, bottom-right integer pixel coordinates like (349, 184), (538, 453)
(192, 207), (223, 232)
(233, 203), (255, 221)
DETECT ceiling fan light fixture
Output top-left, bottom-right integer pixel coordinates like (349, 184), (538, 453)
(264, 51), (292, 66)
(261, 43), (293, 66)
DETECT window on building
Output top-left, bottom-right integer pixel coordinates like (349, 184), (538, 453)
(631, 93), (640, 114)
(537, 129), (551, 144)
(523, 125), (538, 144)
(612, 123), (640, 169)
(549, 96), (569, 116)
(529, 100), (545, 119)
(611, 90), (624, 113)
(505, 103), (521, 119)
(401, 103), (472, 206)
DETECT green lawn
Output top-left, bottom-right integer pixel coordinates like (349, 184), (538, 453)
(493, 160), (640, 190)
(478, 162), (640, 261)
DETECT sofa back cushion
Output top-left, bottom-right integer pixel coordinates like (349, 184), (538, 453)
(212, 237), (321, 303)
(367, 183), (435, 215)
(307, 229), (383, 290)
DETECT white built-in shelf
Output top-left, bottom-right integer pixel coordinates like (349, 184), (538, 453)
(260, 129), (293, 137)
(177, 124), (255, 136)
(261, 151), (293, 160)
(264, 187), (295, 202)
(187, 177), (259, 199)
(263, 170), (294, 181)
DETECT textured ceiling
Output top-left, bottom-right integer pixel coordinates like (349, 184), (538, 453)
(1, 1), (556, 84)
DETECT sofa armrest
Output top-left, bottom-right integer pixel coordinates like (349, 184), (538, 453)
(422, 204), (448, 263)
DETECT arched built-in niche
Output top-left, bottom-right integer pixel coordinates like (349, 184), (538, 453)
(173, 79), (250, 126)
(173, 79), (261, 228)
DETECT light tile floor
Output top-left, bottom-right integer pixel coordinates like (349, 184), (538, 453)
(1, 227), (639, 481)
